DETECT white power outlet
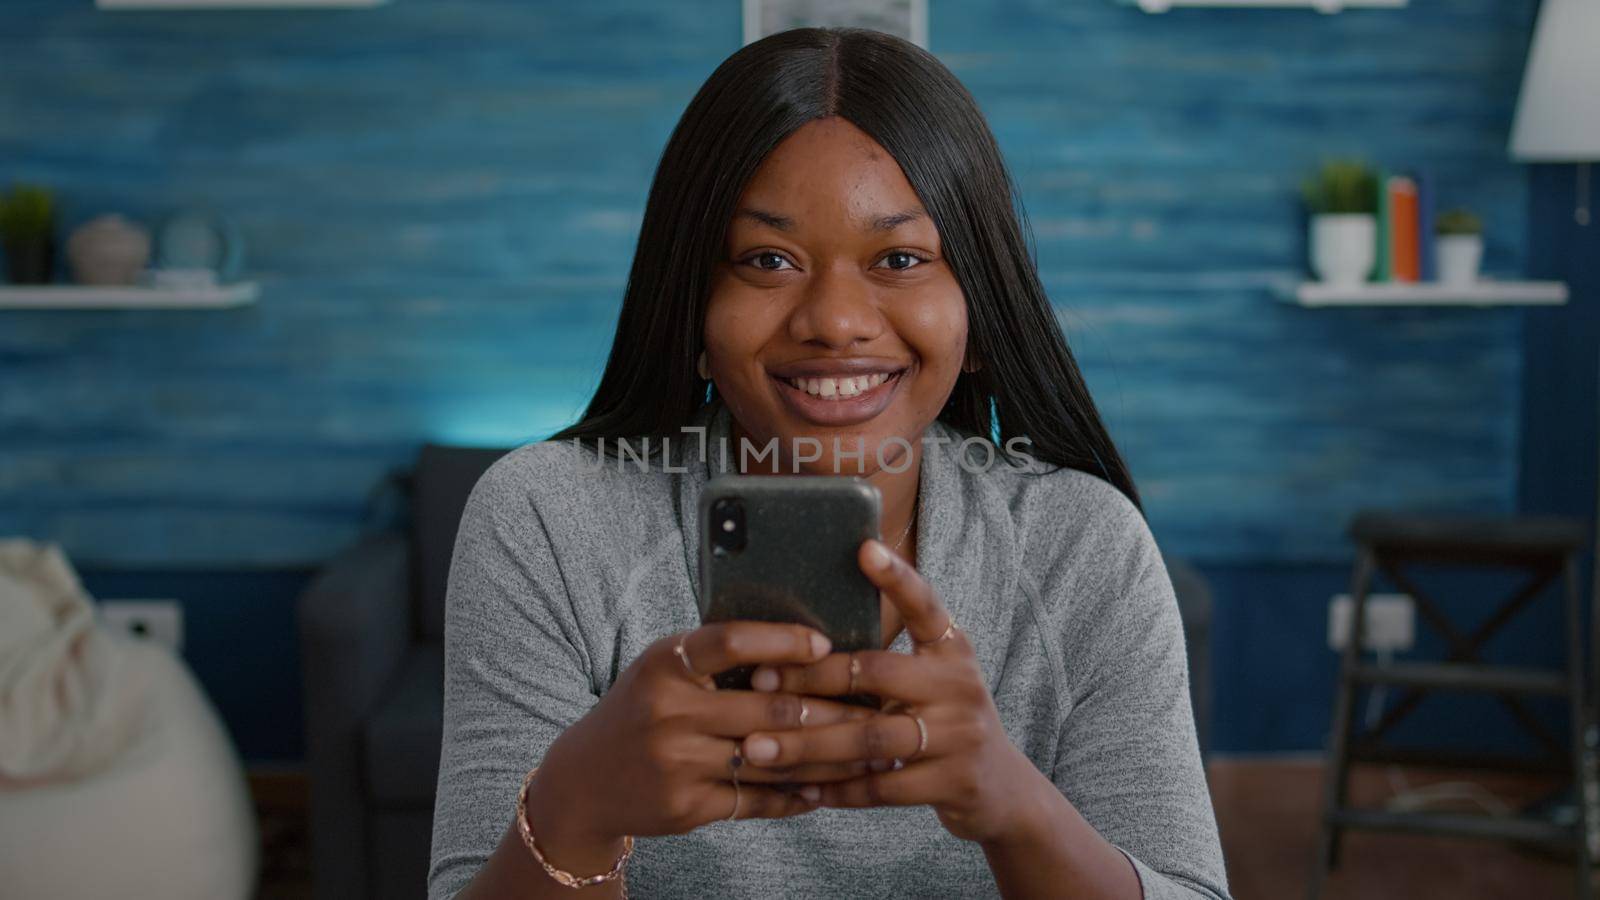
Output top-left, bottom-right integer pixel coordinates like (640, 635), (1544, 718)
(99, 600), (183, 652)
(1328, 593), (1414, 653)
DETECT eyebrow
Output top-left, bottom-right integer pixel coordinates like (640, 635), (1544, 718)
(735, 206), (927, 233)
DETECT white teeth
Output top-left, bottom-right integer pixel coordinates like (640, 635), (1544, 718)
(787, 371), (897, 399)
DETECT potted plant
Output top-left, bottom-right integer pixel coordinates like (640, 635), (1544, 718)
(1435, 208), (1483, 285)
(1301, 159), (1378, 286)
(0, 184), (58, 284)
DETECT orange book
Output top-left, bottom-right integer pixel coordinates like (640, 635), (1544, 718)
(1388, 176), (1419, 282)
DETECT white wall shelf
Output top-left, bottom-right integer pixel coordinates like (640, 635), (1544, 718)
(1121, 0), (1404, 11)
(0, 282), (260, 310)
(98, 0), (387, 9)
(1274, 279), (1569, 308)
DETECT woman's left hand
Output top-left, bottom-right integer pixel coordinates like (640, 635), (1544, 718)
(739, 539), (1051, 846)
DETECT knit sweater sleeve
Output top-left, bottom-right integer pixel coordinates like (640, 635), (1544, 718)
(426, 448), (601, 900)
(1044, 476), (1232, 900)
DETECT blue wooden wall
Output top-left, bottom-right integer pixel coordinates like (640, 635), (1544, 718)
(0, 0), (1559, 760)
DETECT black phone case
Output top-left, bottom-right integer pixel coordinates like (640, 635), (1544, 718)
(698, 475), (882, 705)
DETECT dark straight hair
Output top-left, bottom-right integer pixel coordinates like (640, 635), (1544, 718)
(551, 27), (1142, 513)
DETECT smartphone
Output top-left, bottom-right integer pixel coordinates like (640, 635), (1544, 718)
(698, 475), (882, 704)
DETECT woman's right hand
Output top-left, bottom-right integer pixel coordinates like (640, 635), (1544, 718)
(525, 622), (871, 854)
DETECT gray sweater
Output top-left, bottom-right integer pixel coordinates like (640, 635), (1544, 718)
(428, 400), (1231, 899)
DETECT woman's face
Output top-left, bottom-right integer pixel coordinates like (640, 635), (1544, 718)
(704, 116), (968, 476)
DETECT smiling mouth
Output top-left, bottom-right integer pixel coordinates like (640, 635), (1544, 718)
(767, 365), (908, 428)
(780, 370), (903, 400)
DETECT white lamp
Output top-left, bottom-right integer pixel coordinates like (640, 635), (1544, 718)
(1510, 0), (1600, 225)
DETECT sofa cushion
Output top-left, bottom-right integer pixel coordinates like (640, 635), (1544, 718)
(363, 644), (443, 807)
(414, 444), (511, 641)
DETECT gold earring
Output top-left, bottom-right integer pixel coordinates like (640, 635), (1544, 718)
(697, 351), (710, 380)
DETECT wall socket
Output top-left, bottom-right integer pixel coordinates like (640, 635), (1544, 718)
(1327, 593), (1415, 653)
(98, 600), (183, 652)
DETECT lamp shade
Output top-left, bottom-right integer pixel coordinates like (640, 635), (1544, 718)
(1509, 0), (1600, 161)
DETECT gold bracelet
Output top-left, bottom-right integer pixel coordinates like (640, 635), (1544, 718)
(515, 767), (634, 893)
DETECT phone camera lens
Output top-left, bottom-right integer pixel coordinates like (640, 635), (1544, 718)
(710, 497), (746, 555)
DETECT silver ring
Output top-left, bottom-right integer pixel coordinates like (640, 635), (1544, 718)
(891, 758), (905, 771)
(907, 713), (928, 760)
(799, 698), (809, 727)
(727, 748), (743, 820)
(675, 636), (713, 690)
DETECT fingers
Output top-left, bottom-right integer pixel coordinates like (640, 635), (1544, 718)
(859, 539), (954, 646)
(737, 760), (872, 785)
(679, 736), (871, 787)
(750, 650), (941, 704)
(676, 622), (830, 680)
(740, 713), (925, 767)
(701, 782), (821, 822)
(692, 691), (872, 738)
(816, 766), (941, 809)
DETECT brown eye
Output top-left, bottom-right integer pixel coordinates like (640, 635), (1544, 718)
(746, 252), (794, 272)
(876, 251), (928, 271)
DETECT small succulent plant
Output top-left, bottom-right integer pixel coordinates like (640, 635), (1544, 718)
(1435, 208), (1482, 236)
(1301, 159), (1379, 215)
(0, 184), (57, 241)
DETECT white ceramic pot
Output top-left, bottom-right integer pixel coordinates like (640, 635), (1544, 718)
(1437, 234), (1483, 285)
(66, 213), (151, 286)
(1309, 214), (1376, 286)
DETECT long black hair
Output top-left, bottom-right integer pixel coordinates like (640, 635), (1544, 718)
(551, 27), (1142, 513)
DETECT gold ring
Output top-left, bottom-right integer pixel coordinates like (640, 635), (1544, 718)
(847, 652), (860, 694)
(674, 636), (713, 690)
(915, 617), (957, 650)
(906, 713), (928, 760)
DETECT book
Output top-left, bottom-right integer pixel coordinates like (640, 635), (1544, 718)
(1389, 175), (1419, 282)
(1376, 167), (1391, 281)
(1415, 168), (1437, 281)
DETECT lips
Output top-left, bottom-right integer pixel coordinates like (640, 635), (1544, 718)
(767, 356), (907, 379)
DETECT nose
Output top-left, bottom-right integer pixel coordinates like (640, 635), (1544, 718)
(786, 262), (884, 350)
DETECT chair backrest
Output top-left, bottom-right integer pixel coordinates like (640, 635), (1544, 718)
(413, 443), (514, 641)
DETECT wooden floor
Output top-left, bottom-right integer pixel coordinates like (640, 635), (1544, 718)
(1210, 756), (1585, 900)
(251, 768), (313, 900)
(255, 758), (1592, 898)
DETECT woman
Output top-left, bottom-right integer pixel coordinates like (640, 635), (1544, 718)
(429, 27), (1230, 900)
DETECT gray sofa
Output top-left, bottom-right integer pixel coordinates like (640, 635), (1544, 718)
(296, 443), (1214, 900)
